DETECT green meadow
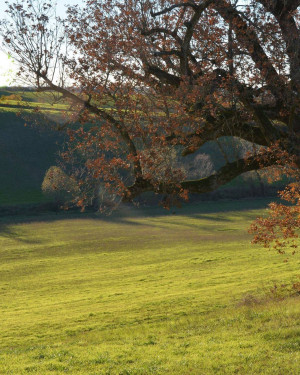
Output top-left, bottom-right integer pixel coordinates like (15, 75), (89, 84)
(0, 199), (299, 374)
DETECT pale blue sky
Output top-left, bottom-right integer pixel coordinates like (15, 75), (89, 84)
(0, 0), (85, 19)
(0, 0), (85, 85)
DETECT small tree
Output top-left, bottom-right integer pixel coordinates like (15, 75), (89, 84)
(42, 166), (78, 207)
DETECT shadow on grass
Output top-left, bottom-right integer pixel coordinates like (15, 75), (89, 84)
(0, 198), (273, 238)
(0, 220), (43, 244)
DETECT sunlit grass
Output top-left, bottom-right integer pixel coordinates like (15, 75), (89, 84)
(0, 200), (299, 374)
(0, 106), (69, 115)
(0, 100), (69, 113)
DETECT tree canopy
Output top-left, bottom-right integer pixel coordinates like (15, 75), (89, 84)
(1, 0), (299, 248)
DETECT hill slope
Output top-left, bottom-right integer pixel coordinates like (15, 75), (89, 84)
(0, 89), (284, 207)
(0, 110), (64, 204)
(0, 200), (299, 374)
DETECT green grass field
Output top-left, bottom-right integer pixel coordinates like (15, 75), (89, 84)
(0, 200), (299, 374)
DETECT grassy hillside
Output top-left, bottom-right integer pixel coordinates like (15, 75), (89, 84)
(0, 110), (64, 205)
(0, 200), (299, 374)
(0, 88), (286, 207)
(0, 88), (66, 104)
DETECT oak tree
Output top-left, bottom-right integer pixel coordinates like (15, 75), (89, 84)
(1, 0), (299, 248)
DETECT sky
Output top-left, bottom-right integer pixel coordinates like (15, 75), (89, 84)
(0, 0), (84, 86)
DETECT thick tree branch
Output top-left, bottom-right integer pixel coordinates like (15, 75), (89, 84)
(145, 64), (181, 86)
(123, 154), (277, 200)
(258, 0), (300, 96)
(181, 0), (213, 75)
(258, 0), (300, 15)
(181, 155), (275, 193)
(153, 49), (183, 58)
(213, 0), (284, 100)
